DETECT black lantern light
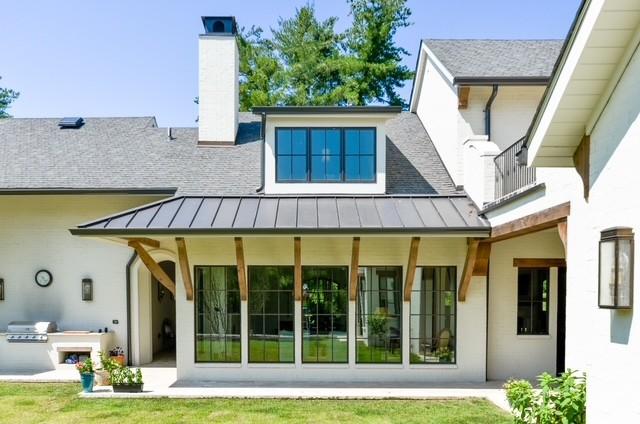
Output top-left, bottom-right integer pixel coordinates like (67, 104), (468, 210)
(82, 278), (93, 301)
(599, 227), (634, 309)
(0, 278), (4, 301)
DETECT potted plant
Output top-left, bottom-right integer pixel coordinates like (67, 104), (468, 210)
(109, 346), (126, 366)
(76, 358), (95, 393)
(111, 367), (144, 393)
(95, 351), (122, 386)
(436, 346), (453, 363)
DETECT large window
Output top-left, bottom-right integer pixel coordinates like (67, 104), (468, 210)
(409, 267), (456, 364)
(248, 266), (295, 363)
(276, 128), (308, 181)
(517, 268), (550, 335)
(302, 267), (349, 363)
(356, 266), (402, 363)
(275, 127), (376, 183)
(195, 266), (241, 363)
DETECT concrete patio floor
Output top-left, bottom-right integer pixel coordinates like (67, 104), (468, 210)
(0, 366), (511, 412)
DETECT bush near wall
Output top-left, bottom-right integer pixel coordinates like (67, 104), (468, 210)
(504, 370), (586, 424)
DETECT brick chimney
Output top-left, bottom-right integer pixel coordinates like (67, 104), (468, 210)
(198, 16), (239, 145)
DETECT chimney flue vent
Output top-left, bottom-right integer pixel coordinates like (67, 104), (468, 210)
(201, 17), (237, 35)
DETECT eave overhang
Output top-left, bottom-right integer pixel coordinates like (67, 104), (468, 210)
(527, 0), (640, 167)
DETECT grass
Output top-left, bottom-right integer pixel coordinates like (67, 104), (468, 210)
(0, 383), (511, 424)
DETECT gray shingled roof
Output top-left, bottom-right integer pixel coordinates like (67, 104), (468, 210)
(423, 39), (563, 80)
(72, 195), (488, 235)
(0, 112), (458, 196)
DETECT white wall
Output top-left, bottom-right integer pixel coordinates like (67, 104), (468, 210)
(564, 48), (640, 423)
(263, 116), (391, 195)
(414, 55), (463, 186)
(171, 235), (488, 382)
(487, 230), (565, 380)
(0, 195), (159, 360)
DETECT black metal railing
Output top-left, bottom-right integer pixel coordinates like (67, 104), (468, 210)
(494, 137), (536, 199)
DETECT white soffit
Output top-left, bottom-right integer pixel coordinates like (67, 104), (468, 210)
(529, 0), (640, 167)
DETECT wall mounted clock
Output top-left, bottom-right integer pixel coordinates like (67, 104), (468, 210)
(35, 269), (53, 287)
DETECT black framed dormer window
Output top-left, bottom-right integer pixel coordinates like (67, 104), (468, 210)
(275, 127), (376, 183)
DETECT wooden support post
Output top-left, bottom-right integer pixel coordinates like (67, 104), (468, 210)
(557, 221), (568, 254)
(294, 237), (302, 301)
(128, 240), (176, 296)
(349, 237), (361, 301)
(234, 237), (248, 301)
(403, 237), (421, 301)
(175, 237), (194, 301)
(458, 238), (480, 302)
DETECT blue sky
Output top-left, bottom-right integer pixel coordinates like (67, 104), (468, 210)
(0, 0), (581, 127)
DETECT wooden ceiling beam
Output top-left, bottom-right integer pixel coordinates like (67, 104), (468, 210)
(403, 237), (421, 301)
(175, 237), (194, 301)
(234, 237), (248, 301)
(488, 202), (570, 243)
(513, 258), (566, 268)
(349, 237), (361, 301)
(129, 240), (175, 296)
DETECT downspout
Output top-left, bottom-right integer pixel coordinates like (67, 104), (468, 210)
(484, 85), (499, 140)
(125, 250), (138, 366)
(255, 112), (266, 193)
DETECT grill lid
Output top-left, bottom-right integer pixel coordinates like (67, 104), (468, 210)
(7, 321), (57, 334)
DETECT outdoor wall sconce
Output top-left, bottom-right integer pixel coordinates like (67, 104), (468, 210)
(0, 278), (4, 301)
(82, 278), (93, 301)
(599, 227), (634, 309)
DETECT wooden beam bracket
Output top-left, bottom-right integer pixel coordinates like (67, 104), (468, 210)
(234, 237), (248, 301)
(129, 241), (176, 296)
(294, 237), (302, 301)
(458, 238), (480, 302)
(349, 237), (361, 301)
(175, 237), (194, 301)
(403, 237), (421, 301)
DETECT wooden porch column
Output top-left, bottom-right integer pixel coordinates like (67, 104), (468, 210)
(403, 237), (421, 301)
(294, 237), (302, 301)
(234, 237), (248, 301)
(349, 237), (361, 301)
(128, 240), (176, 296)
(175, 237), (194, 301)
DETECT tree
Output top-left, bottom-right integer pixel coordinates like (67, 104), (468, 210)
(272, 5), (345, 106)
(344, 0), (413, 107)
(0, 76), (19, 118)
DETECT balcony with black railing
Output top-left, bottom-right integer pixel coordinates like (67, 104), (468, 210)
(494, 137), (536, 199)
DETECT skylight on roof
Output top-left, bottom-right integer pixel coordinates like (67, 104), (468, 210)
(58, 117), (84, 128)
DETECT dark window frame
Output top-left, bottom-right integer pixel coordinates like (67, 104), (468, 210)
(517, 267), (550, 336)
(355, 265), (403, 364)
(193, 265), (241, 363)
(248, 266), (296, 364)
(275, 127), (377, 183)
(409, 266), (457, 365)
(301, 265), (349, 364)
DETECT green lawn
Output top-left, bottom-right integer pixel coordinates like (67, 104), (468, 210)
(0, 383), (511, 424)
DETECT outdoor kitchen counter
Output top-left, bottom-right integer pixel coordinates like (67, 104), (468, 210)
(0, 332), (113, 371)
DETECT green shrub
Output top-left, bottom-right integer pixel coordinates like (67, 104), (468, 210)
(504, 370), (586, 424)
(111, 367), (144, 385)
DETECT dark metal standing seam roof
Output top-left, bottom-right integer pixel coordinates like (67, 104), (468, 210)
(71, 195), (489, 235)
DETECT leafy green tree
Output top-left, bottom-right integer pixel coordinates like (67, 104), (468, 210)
(272, 5), (345, 106)
(238, 26), (285, 111)
(0, 76), (19, 118)
(344, 0), (413, 107)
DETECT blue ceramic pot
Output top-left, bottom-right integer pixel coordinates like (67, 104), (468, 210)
(80, 373), (95, 393)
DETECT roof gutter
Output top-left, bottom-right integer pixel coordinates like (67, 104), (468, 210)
(256, 112), (266, 193)
(251, 106), (402, 115)
(484, 85), (499, 140)
(453, 76), (550, 86)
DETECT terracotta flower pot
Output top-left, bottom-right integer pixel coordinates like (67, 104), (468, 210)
(111, 355), (126, 366)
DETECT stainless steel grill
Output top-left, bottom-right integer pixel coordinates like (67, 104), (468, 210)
(6, 321), (57, 343)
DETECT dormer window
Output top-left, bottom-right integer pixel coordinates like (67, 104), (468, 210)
(275, 127), (376, 183)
